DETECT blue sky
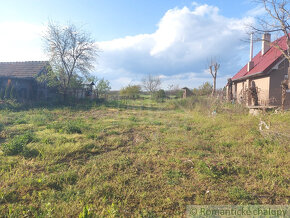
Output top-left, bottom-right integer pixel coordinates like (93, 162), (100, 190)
(0, 0), (265, 90)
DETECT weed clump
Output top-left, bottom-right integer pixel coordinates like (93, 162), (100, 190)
(47, 171), (78, 191)
(228, 186), (255, 203)
(165, 170), (185, 185)
(47, 120), (88, 134)
(1, 132), (37, 156)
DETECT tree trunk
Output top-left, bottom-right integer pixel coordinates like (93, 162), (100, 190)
(212, 76), (216, 96)
(281, 80), (287, 111)
(227, 78), (233, 101)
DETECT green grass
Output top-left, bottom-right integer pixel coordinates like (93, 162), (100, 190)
(0, 97), (289, 217)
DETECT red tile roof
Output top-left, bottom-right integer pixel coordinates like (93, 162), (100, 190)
(232, 35), (288, 81)
(0, 61), (49, 79)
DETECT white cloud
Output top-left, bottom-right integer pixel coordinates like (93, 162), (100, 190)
(96, 4), (255, 90)
(0, 4), (257, 90)
(0, 22), (46, 61)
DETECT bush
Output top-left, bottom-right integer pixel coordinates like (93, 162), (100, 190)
(120, 85), (141, 99)
(153, 89), (166, 102)
(1, 132), (35, 156)
(192, 82), (212, 96)
(168, 96), (201, 110)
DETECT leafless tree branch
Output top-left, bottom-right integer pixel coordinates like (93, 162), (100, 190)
(249, 0), (289, 61)
(43, 21), (100, 97)
(142, 74), (161, 95)
(207, 58), (220, 96)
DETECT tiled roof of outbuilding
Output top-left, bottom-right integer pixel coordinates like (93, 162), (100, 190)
(0, 61), (49, 78)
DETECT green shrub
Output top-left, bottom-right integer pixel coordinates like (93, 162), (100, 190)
(153, 89), (166, 102)
(192, 82), (212, 96)
(1, 132), (35, 156)
(120, 85), (141, 99)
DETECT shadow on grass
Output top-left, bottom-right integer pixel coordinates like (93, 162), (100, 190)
(0, 98), (169, 112)
(104, 100), (169, 111)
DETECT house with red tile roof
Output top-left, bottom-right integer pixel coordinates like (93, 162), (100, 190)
(227, 33), (290, 109)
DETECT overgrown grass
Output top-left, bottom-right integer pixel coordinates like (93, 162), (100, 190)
(0, 97), (289, 217)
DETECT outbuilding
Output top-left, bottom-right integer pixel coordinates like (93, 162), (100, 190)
(0, 61), (51, 100)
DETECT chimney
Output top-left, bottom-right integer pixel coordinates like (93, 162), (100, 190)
(247, 33), (254, 72)
(247, 61), (254, 72)
(261, 33), (271, 55)
(250, 33), (253, 61)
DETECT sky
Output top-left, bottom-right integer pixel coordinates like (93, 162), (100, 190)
(0, 0), (266, 90)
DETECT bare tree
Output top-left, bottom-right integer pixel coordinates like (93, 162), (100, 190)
(167, 84), (180, 96)
(43, 21), (99, 98)
(208, 58), (220, 96)
(142, 74), (161, 95)
(250, 0), (289, 81)
(251, 0), (289, 58)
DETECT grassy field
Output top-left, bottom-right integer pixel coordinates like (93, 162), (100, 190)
(0, 98), (289, 217)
